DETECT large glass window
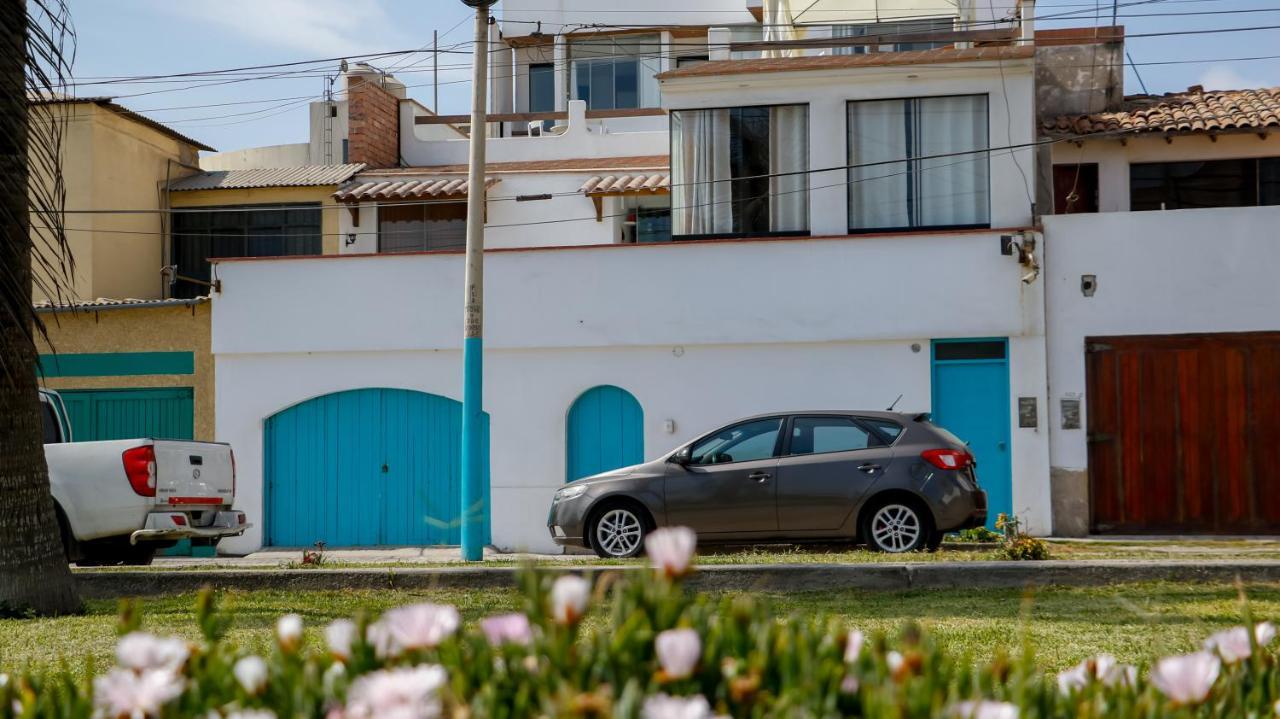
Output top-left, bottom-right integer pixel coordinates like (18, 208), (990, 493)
(620, 195), (672, 243)
(570, 35), (661, 110)
(379, 202), (467, 253)
(1130, 158), (1280, 211)
(171, 203), (321, 299)
(848, 95), (989, 232)
(689, 418), (783, 465)
(528, 63), (555, 113)
(832, 18), (954, 55)
(671, 104), (809, 238)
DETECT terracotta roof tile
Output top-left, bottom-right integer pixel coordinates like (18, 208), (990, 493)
(656, 45), (1034, 80)
(579, 174), (670, 194)
(1043, 87), (1280, 138)
(333, 177), (501, 202)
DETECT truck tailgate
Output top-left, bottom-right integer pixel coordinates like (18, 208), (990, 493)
(153, 441), (234, 507)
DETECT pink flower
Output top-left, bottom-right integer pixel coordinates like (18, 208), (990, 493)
(1204, 622), (1277, 663)
(225, 712), (277, 719)
(646, 527), (697, 578)
(844, 630), (865, 663)
(1150, 651), (1221, 705)
(641, 693), (714, 719)
(947, 700), (1019, 719)
(368, 604), (460, 657)
(234, 656), (269, 695)
(840, 675), (860, 694)
(655, 628), (701, 679)
(480, 613), (533, 647)
(93, 667), (184, 718)
(550, 575), (591, 625)
(115, 632), (189, 674)
(1057, 655), (1136, 694)
(326, 619), (358, 660)
(344, 664), (447, 719)
(276, 614), (303, 651)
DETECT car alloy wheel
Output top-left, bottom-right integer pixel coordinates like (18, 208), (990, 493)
(594, 507), (644, 558)
(869, 503), (923, 553)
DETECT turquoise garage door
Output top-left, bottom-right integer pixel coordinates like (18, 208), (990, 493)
(566, 385), (644, 482)
(58, 387), (194, 442)
(264, 388), (489, 547)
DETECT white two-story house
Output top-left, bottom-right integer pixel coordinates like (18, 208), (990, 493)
(202, 0), (1278, 553)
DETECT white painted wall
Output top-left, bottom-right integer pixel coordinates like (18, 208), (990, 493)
(1049, 133), (1280, 213)
(200, 144), (311, 171)
(660, 60), (1038, 236)
(501, 0), (755, 35)
(336, 172), (628, 253)
(213, 230), (1050, 553)
(1043, 205), (1280, 471)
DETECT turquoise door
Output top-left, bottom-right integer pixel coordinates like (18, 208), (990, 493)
(566, 386), (644, 482)
(931, 339), (1012, 529)
(58, 387), (194, 441)
(264, 388), (489, 547)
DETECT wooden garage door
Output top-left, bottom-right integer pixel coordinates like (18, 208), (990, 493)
(1087, 332), (1280, 533)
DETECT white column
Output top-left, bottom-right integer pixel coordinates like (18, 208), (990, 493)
(553, 34), (569, 111)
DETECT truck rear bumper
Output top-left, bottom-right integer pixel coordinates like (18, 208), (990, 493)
(130, 511), (250, 545)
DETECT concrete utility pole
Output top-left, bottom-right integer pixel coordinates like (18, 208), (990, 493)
(459, 0), (496, 562)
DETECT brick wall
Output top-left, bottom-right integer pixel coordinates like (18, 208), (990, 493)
(347, 76), (400, 168)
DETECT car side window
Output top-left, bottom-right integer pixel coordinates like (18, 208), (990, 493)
(862, 418), (903, 444)
(40, 399), (61, 444)
(689, 418), (782, 465)
(787, 416), (880, 456)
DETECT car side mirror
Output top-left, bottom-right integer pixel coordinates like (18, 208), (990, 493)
(670, 447), (692, 466)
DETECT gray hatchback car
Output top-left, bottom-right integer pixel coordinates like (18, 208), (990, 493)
(548, 410), (988, 557)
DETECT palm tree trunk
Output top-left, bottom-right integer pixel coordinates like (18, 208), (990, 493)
(0, 0), (81, 617)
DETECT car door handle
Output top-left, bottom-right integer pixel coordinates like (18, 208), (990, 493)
(748, 471), (771, 482)
(857, 463), (881, 474)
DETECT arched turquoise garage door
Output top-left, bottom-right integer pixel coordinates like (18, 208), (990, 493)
(265, 388), (489, 547)
(566, 385), (644, 482)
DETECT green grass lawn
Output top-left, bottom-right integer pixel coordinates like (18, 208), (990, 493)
(4, 580), (1277, 677)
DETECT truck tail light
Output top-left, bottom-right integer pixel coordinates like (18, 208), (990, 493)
(921, 448), (973, 470)
(122, 445), (157, 497)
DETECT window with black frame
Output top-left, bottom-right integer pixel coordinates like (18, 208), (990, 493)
(847, 94), (990, 232)
(670, 104), (809, 239)
(1130, 158), (1280, 210)
(170, 204), (321, 299)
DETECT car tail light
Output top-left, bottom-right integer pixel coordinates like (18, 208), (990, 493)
(122, 445), (157, 497)
(230, 449), (237, 498)
(171, 514), (187, 526)
(921, 448), (973, 470)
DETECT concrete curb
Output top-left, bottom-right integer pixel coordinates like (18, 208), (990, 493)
(71, 560), (1280, 599)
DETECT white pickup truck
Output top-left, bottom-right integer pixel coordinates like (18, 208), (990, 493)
(39, 389), (249, 565)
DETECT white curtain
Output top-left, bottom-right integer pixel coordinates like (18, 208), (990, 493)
(848, 99), (911, 230)
(762, 0), (797, 59)
(917, 95), (989, 227)
(672, 109), (732, 235)
(769, 105), (809, 232)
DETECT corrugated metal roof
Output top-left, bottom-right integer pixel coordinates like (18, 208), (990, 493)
(30, 96), (217, 152)
(170, 164), (366, 191)
(579, 174), (670, 194)
(33, 296), (210, 314)
(333, 177), (501, 202)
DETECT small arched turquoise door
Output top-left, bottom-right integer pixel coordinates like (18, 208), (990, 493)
(566, 385), (644, 482)
(264, 388), (489, 547)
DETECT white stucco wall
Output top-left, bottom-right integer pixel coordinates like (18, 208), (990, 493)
(1049, 133), (1280, 213)
(659, 60), (1038, 236)
(213, 230), (1049, 553)
(1043, 205), (1280, 471)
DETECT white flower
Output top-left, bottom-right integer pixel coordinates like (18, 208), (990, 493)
(646, 527), (697, 578)
(480, 613), (533, 646)
(115, 632), (189, 674)
(276, 614), (303, 649)
(550, 575), (591, 625)
(1150, 651), (1221, 705)
(224, 712), (276, 719)
(886, 651), (904, 674)
(844, 630), (865, 663)
(1056, 662), (1090, 695)
(1204, 622), (1277, 663)
(233, 656), (269, 695)
(344, 664), (447, 719)
(948, 700), (1019, 719)
(326, 619), (358, 660)
(1056, 654), (1136, 694)
(655, 628), (701, 679)
(368, 603), (460, 657)
(641, 693), (714, 719)
(323, 662), (347, 694)
(93, 667), (184, 718)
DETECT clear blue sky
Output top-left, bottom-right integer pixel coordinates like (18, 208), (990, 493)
(64, 0), (1280, 156)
